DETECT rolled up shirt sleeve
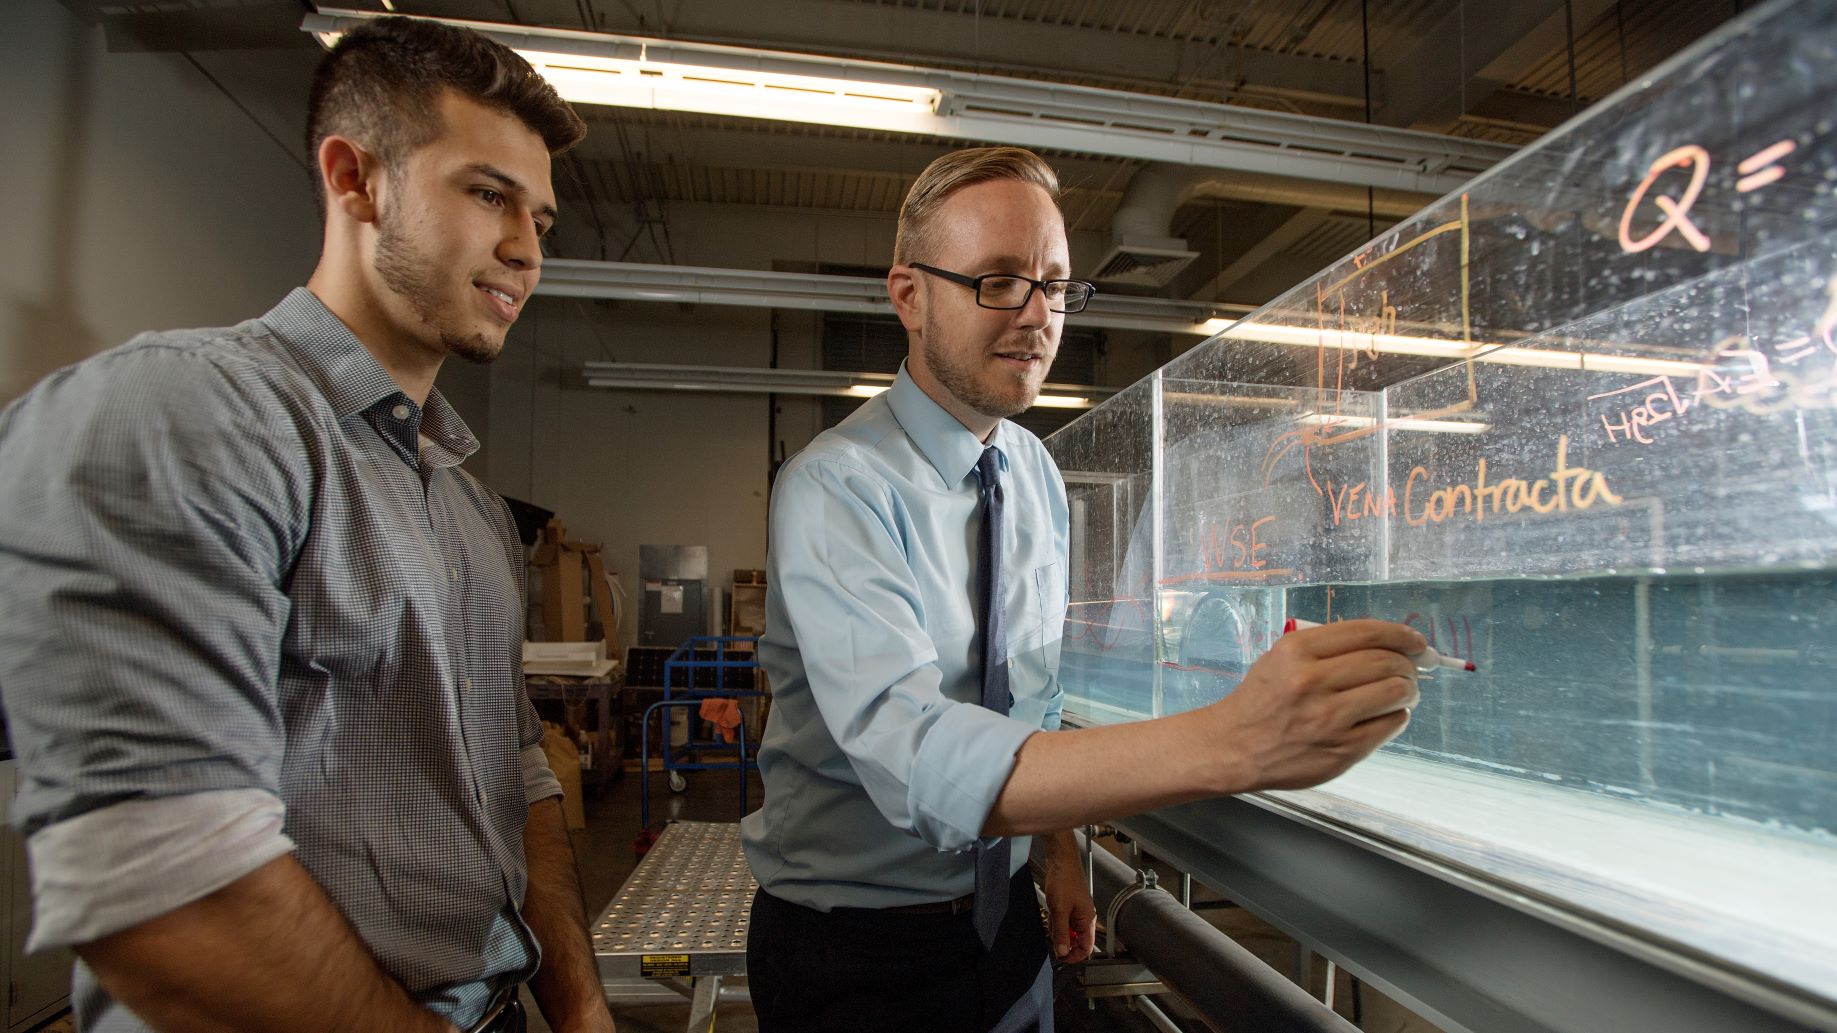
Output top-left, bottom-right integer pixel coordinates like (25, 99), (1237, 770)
(520, 741), (563, 807)
(26, 788), (295, 951)
(0, 345), (309, 943)
(771, 458), (1036, 854)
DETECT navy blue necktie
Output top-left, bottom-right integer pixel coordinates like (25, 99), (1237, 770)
(972, 445), (1010, 950)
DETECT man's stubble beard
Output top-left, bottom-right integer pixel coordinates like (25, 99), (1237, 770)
(374, 200), (503, 366)
(921, 308), (1048, 421)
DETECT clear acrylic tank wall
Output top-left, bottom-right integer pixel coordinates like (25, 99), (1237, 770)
(1046, 0), (1837, 1013)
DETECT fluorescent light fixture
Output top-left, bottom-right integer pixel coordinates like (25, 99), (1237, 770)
(1195, 318), (1705, 378)
(306, 19), (941, 135)
(582, 362), (1111, 410)
(848, 383), (1085, 406)
(536, 259), (1229, 337)
(1161, 391), (1304, 411)
(515, 49), (942, 133)
(1300, 413), (1491, 434)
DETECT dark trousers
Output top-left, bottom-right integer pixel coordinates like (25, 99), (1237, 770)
(747, 868), (1052, 1033)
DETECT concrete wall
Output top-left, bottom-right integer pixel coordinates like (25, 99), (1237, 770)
(1, 0), (320, 406)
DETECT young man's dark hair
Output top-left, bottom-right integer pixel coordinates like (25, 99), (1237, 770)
(306, 16), (586, 213)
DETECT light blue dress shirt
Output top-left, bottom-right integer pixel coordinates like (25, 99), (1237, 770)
(741, 363), (1070, 911)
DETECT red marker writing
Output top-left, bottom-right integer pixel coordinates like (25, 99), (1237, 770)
(1284, 617), (1476, 673)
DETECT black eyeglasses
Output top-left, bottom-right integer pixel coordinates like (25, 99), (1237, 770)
(910, 263), (1096, 314)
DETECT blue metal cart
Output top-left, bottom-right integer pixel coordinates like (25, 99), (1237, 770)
(659, 635), (765, 794)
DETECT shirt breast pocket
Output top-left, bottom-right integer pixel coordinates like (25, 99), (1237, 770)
(1006, 561), (1066, 727)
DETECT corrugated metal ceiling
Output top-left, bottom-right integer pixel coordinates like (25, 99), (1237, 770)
(825, 0), (1739, 108)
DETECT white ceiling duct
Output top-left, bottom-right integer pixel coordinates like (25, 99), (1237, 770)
(1090, 164), (1443, 288)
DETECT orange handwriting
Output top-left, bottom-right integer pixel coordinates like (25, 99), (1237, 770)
(1403, 435), (1623, 527)
(1618, 138), (1796, 253)
(1201, 515), (1279, 571)
(1587, 375), (1694, 445)
(1324, 477), (1399, 526)
(1620, 145), (1711, 253)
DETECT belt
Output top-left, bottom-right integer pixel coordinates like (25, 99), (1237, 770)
(840, 892), (976, 917)
(466, 983), (524, 1033)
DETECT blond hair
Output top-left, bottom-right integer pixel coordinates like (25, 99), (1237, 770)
(893, 147), (1061, 266)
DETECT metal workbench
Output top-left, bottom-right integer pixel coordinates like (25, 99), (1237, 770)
(595, 821), (755, 1030)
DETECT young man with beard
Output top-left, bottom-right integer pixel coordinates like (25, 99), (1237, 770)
(742, 147), (1428, 1033)
(0, 18), (613, 1033)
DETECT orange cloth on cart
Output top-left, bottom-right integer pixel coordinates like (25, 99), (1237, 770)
(699, 697), (743, 743)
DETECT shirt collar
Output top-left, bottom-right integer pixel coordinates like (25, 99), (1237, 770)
(260, 288), (480, 465)
(887, 361), (1011, 489)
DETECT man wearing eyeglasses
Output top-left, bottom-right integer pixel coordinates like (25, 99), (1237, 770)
(742, 146), (1426, 1033)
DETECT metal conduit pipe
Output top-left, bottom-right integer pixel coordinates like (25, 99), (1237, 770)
(1067, 833), (1360, 1033)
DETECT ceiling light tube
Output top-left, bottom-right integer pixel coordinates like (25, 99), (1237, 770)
(1196, 319), (1706, 378)
(582, 362), (1111, 409)
(515, 49), (943, 134)
(1299, 413), (1492, 434)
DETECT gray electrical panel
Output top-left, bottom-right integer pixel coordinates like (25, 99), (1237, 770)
(638, 545), (708, 647)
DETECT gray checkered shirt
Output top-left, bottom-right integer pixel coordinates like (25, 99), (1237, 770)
(0, 288), (561, 1030)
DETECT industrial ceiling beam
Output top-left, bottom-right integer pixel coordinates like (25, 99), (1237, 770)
(1379, 0), (1619, 130)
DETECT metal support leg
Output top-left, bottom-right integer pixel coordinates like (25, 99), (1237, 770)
(1292, 944), (1314, 991)
(686, 974), (721, 1032)
(1131, 994), (1188, 1033)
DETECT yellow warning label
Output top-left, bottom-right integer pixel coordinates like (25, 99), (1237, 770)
(640, 953), (692, 978)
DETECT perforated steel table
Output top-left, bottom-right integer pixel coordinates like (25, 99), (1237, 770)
(595, 821), (755, 1029)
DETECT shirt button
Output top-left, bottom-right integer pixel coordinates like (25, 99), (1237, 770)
(449, 567), (459, 580)
(462, 676), (473, 692)
(391, 403), (410, 420)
